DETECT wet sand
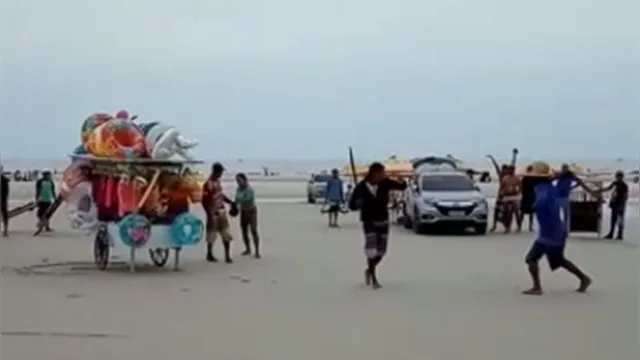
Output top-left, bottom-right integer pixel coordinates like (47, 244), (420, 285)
(1, 203), (638, 360)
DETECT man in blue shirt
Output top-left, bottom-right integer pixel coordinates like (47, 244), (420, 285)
(554, 163), (595, 232)
(523, 162), (592, 295)
(324, 168), (345, 227)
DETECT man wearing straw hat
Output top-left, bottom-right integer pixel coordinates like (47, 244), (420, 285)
(522, 161), (592, 295)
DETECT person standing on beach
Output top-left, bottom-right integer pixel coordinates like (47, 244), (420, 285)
(523, 162), (591, 295)
(498, 165), (521, 233)
(597, 170), (628, 240)
(553, 164), (595, 232)
(1, 171), (9, 237)
(35, 170), (56, 232)
(518, 165), (541, 232)
(324, 168), (345, 227)
(201, 162), (235, 263)
(349, 162), (407, 289)
(487, 149), (518, 232)
(235, 173), (261, 258)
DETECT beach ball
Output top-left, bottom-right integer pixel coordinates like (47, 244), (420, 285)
(85, 119), (146, 159)
(170, 212), (204, 247)
(81, 113), (113, 145)
(118, 213), (151, 248)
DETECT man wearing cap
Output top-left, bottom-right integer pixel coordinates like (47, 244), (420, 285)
(523, 161), (592, 295)
(201, 162), (236, 263)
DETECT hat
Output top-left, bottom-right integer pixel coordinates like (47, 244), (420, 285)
(529, 161), (551, 176)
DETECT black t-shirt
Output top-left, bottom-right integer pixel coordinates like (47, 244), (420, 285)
(610, 180), (628, 206)
(0, 175), (9, 202)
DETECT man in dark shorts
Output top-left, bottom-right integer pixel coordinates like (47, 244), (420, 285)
(35, 170), (56, 232)
(324, 168), (345, 227)
(1, 171), (9, 237)
(349, 162), (407, 289)
(598, 170), (629, 240)
(522, 162), (591, 295)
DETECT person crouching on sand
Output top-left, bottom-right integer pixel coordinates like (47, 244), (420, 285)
(235, 173), (261, 258)
(522, 161), (591, 296)
(202, 162), (236, 263)
(35, 170), (56, 232)
(324, 168), (345, 227)
(349, 162), (407, 289)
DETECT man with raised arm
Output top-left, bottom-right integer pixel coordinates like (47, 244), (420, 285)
(349, 162), (407, 289)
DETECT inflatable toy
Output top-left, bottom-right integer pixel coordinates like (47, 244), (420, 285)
(170, 212), (204, 246)
(81, 113), (113, 145)
(85, 119), (146, 159)
(138, 122), (198, 160)
(118, 213), (151, 248)
(115, 109), (130, 120)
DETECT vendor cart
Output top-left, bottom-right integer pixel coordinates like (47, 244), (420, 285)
(70, 155), (205, 272)
(568, 179), (603, 236)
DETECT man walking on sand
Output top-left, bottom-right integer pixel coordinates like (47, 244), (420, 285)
(349, 162), (407, 289)
(35, 170), (56, 232)
(202, 162), (236, 263)
(324, 168), (345, 227)
(522, 162), (591, 296)
(1, 170), (9, 237)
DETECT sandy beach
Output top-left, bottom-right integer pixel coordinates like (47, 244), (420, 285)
(1, 201), (638, 360)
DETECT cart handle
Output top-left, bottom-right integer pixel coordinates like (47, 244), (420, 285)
(135, 170), (161, 211)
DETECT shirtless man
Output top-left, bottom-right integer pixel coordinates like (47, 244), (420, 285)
(487, 148), (518, 232)
(202, 162), (236, 263)
(499, 165), (522, 233)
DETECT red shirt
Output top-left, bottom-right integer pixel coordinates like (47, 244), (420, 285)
(202, 178), (225, 213)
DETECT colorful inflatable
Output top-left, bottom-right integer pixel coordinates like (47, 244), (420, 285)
(85, 119), (146, 159)
(81, 113), (113, 145)
(138, 122), (198, 160)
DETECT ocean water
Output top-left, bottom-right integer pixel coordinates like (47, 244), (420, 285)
(1, 157), (638, 178)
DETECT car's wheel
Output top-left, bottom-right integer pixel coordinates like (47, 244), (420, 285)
(412, 208), (424, 234)
(474, 224), (488, 235)
(402, 205), (412, 229)
(307, 195), (316, 204)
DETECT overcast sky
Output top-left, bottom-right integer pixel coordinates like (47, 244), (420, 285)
(1, 0), (638, 160)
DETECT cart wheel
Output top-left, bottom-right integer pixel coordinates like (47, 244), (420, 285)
(149, 248), (170, 267)
(93, 225), (110, 270)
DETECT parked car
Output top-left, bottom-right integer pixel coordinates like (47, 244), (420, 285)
(403, 172), (488, 234)
(306, 173), (333, 204)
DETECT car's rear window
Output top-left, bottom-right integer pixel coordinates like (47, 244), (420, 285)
(313, 174), (332, 182)
(421, 175), (475, 191)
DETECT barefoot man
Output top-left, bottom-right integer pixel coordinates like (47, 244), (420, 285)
(202, 162), (236, 263)
(349, 162), (407, 289)
(523, 162), (592, 295)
